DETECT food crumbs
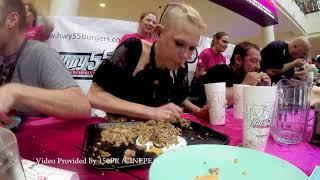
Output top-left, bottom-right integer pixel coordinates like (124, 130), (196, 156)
(209, 168), (219, 175)
(233, 158), (239, 164)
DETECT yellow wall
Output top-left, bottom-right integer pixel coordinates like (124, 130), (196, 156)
(24, 0), (51, 15)
(78, 0), (167, 22)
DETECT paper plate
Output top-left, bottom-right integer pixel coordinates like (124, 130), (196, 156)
(136, 136), (187, 154)
(5, 116), (22, 129)
(149, 145), (307, 180)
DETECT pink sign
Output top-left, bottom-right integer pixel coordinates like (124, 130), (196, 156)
(258, 0), (278, 15)
(210, 0), (278, 26)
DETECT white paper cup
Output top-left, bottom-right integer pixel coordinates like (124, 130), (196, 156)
(242, 86), (277, 151)
(204, 82), (226, 125)
(233, 84), (249, 119)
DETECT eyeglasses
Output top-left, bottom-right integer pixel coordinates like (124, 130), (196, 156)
(187, 48), (198, 64)
(159, 3), (182, 25)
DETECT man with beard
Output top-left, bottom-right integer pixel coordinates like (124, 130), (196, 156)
(198, 41), (271, 106)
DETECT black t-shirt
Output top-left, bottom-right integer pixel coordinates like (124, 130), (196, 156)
(197, 64), (244, 105)
(93, 38), (189, 107)
(260, 41), (294, 83)
(205, 64), (244, 87)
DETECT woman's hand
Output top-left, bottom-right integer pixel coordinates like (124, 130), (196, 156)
(192, 105), (209, 120)
(148, 103), (183, 123)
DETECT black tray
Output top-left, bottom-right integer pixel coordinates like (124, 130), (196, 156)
(82, 120), (229, 170)
(174, 121), (229, 145)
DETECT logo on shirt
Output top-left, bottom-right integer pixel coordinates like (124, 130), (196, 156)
(60, 50), (113, 79)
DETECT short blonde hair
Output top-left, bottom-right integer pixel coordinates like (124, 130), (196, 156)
(160, 3), (206, 34)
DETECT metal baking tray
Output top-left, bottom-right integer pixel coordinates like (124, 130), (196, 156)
(82, 120), (229, 170)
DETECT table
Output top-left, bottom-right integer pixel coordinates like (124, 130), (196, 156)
(15, 109), (320, 180)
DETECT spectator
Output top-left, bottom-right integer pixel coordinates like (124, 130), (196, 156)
(190, 31), (229, 104)
(118, 11), (157, 45)
(24, 2), (54, 41)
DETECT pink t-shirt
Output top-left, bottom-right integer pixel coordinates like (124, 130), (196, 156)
(118, 33), (155, 45)
(196, 48), (226, 70)
(24, 25), (50, 42)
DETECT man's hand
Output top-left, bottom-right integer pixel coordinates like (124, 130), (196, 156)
(0, 113), (15, 127)
(0, 84), (17, 116)
(0, 84), (18, 126)
(294, 64), (313, 80)
(293, 58), (305, 68)
(242, 72), (261, 86)
(258, 72), (271, 86)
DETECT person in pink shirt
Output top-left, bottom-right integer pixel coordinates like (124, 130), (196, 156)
(24, 3), (54, 41)
(190, 32), (229, 105)
(118, 12), (157, 45)
(195, 32), (230, 77)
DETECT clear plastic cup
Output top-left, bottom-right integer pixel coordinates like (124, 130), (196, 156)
(0, 127), (26, 180)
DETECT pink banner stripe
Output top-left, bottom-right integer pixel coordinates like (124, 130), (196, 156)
(258, 0), (278, 15)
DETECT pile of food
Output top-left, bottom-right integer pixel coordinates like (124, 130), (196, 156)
(88, 119), (192, 166)
(100, 120), (181, 148)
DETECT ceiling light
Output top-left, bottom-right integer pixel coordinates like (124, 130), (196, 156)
(99, 3), (106, 8)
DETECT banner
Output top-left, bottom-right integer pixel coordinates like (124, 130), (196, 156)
(47, 16), (234, 93)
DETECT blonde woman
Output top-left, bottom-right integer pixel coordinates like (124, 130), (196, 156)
(89, 3), (207, 122)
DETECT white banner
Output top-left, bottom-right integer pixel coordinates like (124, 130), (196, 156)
(47, 16), (234, 93)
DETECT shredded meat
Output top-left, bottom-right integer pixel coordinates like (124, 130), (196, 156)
(124, 149), (136, 158)
(177, 118), (191, 128)
(99, 150), (111, 158)
(100, 120), (181, 148)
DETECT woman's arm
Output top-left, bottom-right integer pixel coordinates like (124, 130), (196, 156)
(182, 99), (209, 120)
(88, 83), (183, 122)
